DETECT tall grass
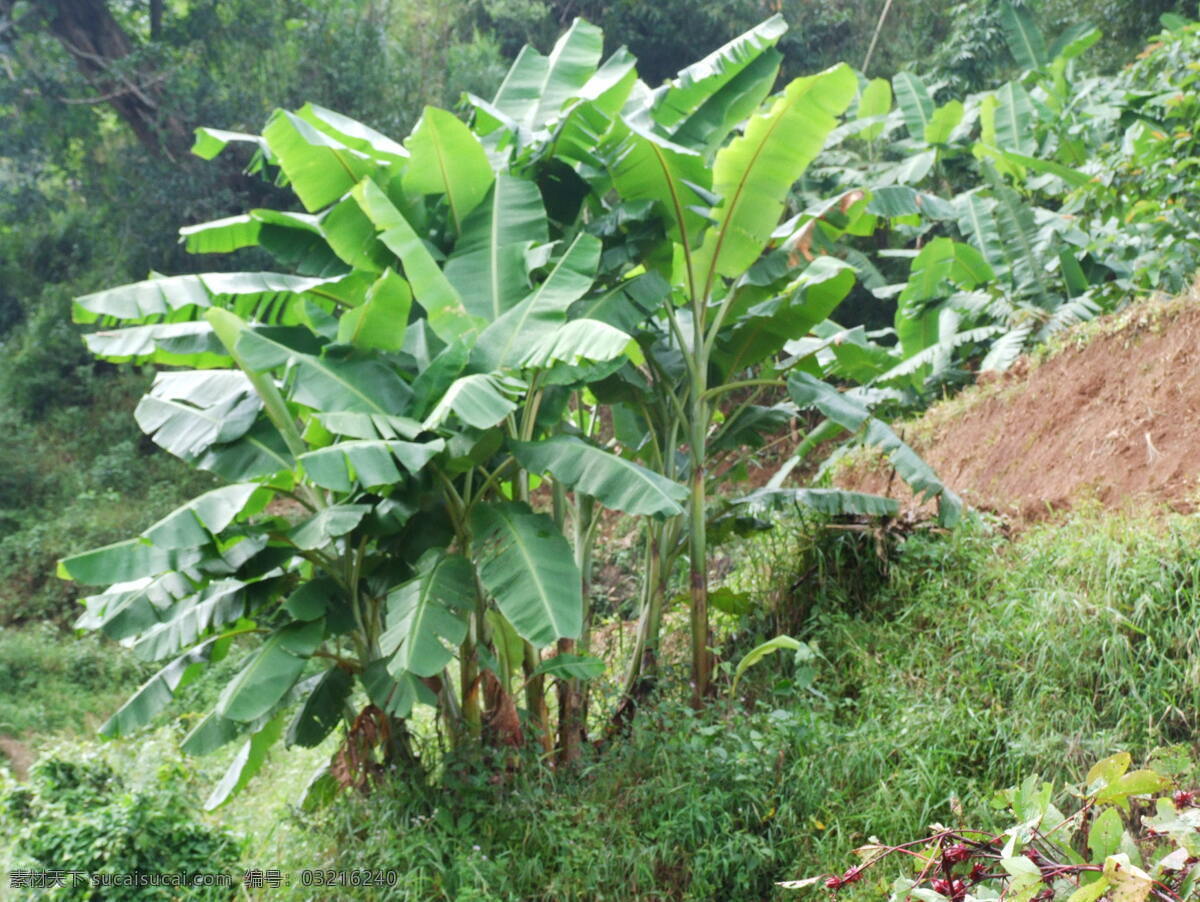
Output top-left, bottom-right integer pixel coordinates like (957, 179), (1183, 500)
(4, 504), (1195, 898)
(247, 505), (1200, 900)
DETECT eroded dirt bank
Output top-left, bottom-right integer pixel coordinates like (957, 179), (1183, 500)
(837, 296), (1200, 522)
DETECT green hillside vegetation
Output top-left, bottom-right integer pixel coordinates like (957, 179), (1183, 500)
(6, 505), (1199, 898)
(2, 2), (1200, 900)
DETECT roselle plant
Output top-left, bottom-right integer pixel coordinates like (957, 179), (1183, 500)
(783, 751), (1200, 902)
(59, 16), (957, 800)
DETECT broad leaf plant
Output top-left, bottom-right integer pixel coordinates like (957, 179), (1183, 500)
(60, 17), (957, 803)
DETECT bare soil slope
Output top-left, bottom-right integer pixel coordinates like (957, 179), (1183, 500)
(838, 296), (1200, 522)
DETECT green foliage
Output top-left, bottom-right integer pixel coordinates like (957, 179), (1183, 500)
(1, 735), (240, 900)
(769, 6), (1200, 465)
(1072, 17), (1200, 300)
(57, 12), (947, 801)
(300, 697), (818, 900)
(214, 504), (1200, 899)
(795, 748), (1200, 899)
(0, 625), (154, 736)
(778, 510), (1200, 877)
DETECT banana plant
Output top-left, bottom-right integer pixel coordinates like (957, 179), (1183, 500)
(493, 17), (933, 705)
(59, 23), (698, 795)
(61, 14), (958, 802)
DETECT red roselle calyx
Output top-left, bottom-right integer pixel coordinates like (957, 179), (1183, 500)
(943, 843), (971, 864)
(1173, 789), (1194, 809)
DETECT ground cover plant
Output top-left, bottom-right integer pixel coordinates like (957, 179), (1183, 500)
(788, 749), (1200, 901)
(1, 732), (240, 901)
(118, 505), (1196, 900)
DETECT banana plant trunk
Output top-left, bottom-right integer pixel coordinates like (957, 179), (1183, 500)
(523, 641), (552, 754)
(688, 415), (711, 707)
(558, 494), (595, 765)
(688, 326), (712, 707)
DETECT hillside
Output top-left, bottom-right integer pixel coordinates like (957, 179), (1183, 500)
(838, 291), (1200, 522)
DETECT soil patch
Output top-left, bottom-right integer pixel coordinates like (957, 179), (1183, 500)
(0, 734), (33, 780)
(837, 296), (1200, 523)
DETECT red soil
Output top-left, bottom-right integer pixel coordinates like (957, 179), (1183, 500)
(837, 296), (1200, 523)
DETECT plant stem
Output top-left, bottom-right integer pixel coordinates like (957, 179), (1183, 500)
(687, 325), (711, 707)
(699, 377), (784, 402)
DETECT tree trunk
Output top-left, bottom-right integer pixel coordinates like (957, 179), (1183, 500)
(42, 0), (187, 156)
(149, 0), (163, 41)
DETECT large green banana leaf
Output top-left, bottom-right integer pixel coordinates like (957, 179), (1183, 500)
(205, 714), (286, 810)
(142, 483), (270, 549)
(998, 0), (1048, 70)
(444, 175), (548, 319)
(76, 573), (191, 641)
(648, 16), (787, 153)
(471, 233), (601, 371)
(99, 634), (236, 739)
(470, 502), (582, 648)
(134, 370), (261, 460)
(263, 110), (382, 213)
(714, 257), (856, 375)
(335, 268), (412, 352)
(403, 106), (495, 233)
(607, 123), (711, 251)
(788, 372), (963, 526)
(352, 179), (483, 342)
(216, 619), (325, 723)
(74, 271), (355, 327)
(692, 64), (857, 288)
(423, 373), (525, 431)
(299, 439), (443, 492)
(131, 579), (255, 662)
(492, 18), (605, 134)
(892, 71), (933, 142)
(285, 666), (354, 748)
(510, 435), (688, 518)
(382, 552), (474, 678)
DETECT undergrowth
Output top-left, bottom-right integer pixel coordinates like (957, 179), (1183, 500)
(221, 505), (1200, 900)
(0, 730), (240, 901)
(3, 505), (1196, 899)
(0, 372), (218, 625)
(0, 625), (153, 737)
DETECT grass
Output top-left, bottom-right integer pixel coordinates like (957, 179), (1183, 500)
(0, 624), (153, 739)
(3, 503), (1198, 900)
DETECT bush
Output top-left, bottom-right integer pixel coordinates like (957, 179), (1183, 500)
(1, 734), (241, 901)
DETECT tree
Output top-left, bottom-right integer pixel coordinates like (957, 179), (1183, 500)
(1, 0), (187, 156)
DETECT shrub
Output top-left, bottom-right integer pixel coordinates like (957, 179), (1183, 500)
(1, 734), (241, 901)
